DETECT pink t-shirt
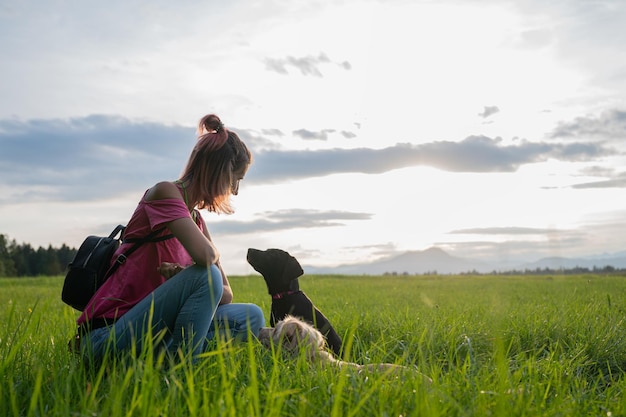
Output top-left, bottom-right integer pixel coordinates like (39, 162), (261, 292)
(77, 193), (203, 325)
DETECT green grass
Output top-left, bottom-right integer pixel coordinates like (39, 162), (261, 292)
(2, 273), (626, 416)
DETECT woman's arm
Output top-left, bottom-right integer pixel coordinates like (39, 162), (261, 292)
(145, 182), (220, 266)
(145, 182), (232, 304)
(201, 222), (233, 305)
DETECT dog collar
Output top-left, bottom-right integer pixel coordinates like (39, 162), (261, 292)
(272, 290), (297, 300)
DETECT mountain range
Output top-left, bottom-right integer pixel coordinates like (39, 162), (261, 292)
(304, 247), (626, 275)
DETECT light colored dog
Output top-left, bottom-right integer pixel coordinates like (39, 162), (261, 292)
(259, 315), (432, 381)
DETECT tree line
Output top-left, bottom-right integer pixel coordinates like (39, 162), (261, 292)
(383, 265), (625, 276)
(0, 234), (76, 277)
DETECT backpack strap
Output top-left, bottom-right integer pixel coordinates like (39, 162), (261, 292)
(123, 228), (174, 244)
(107, 224), (126, 240)
(103, 227), (175, 279)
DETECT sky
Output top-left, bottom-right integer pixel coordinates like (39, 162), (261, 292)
(1, 0), (625, 275)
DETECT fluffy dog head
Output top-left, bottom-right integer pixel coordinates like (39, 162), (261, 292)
(246, 248), (304, 295)
(258, 315), (326, 359)
(258, 315), (431, 381)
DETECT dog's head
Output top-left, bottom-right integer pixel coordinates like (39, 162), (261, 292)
(246, 248), (304, 295)
(258, 315), (326, 359)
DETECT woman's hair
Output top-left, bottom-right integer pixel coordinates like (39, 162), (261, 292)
(180, 114), (252, 214)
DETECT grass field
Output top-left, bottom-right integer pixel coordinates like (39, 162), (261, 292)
(2, 273), (626, 416)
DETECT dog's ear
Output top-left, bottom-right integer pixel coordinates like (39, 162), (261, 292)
(281, 253), (304, 283)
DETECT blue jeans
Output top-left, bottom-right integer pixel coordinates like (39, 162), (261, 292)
(80, 264), (265, 364)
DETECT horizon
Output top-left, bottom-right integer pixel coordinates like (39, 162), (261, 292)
(1, 1), (625, 275)
(3, 238), (625, 277)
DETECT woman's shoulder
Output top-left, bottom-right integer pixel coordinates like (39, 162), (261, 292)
(144, 181), (182, 202)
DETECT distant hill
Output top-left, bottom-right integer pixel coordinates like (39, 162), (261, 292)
(304, 247), (626, 275)
(521, 254), (626, 271)
(305, 247), (486, 275)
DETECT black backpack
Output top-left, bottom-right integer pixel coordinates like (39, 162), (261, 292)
(61, 225), (173, 311)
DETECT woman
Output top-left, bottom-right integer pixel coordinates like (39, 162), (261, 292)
(76, 114), (265, 364)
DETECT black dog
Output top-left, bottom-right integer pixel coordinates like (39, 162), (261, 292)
(247, 248), (343, 356)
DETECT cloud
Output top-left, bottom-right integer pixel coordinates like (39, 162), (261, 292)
(570, 171), (626, 189)
(568, 162), (626, 190)
(263, 53), (350, 77)
(261, 129), (285, 137)
(550, 109), (626, 141)
(0, 115), (615, 203)
(292, 128), (335, 141)
(478, 106), (500, 118)
(449, 227), (558, 235)
(289, 128), (357, 140)
(443, 218), (626, 263)
(0, 115), (194, 202)
(578, 165), (616, 177)
(442, 237), (589, 264)
(210, 208), (372, 235)
(247, 135), (613, 183)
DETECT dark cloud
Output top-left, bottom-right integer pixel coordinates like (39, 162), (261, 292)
(211, 208), (372, 235)
(263, 53), (351, 77)
(246, 135), (612, 183)
(0, 115), (194, 202)
(0, 115), (615, 203)
(550, 109), (626, 140)
(292, 128), (335, 141)
(290, 128), (357, 141)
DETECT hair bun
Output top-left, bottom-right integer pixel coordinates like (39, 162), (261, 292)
(198, 114), (225, 134)
(196, 114), (228, 150)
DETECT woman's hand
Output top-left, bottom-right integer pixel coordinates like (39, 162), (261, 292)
(157, 262), (185, 279)
(214, 259), (233, 305)
(220, 281), (233, 305)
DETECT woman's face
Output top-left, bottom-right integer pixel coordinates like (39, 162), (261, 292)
(231, 165), (247, 195)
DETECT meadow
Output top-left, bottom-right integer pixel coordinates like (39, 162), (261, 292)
(1, 272), (626, 416)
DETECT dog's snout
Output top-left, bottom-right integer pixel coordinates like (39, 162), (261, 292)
(247, 248), (260, 260)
